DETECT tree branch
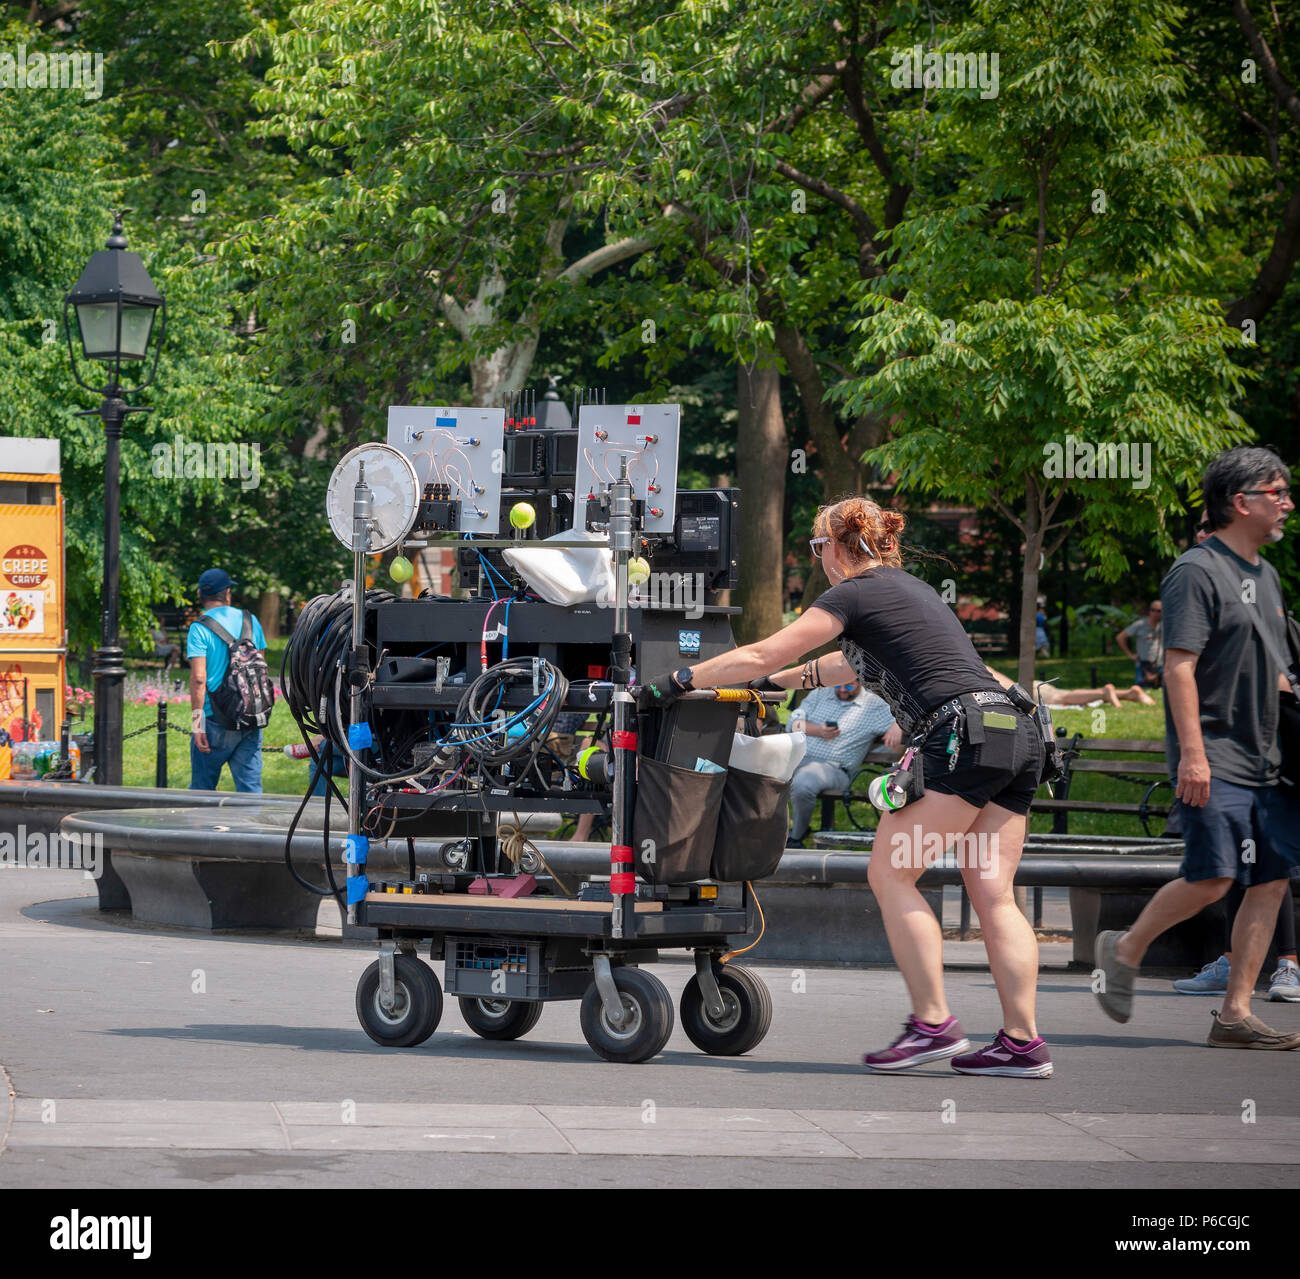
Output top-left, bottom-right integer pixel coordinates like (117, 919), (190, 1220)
(1226, 178), (1300, 327)
(1232, 0), (1300, 128)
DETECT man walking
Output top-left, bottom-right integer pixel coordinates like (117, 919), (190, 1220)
(187, 568), (267, 793)
(1094, 446), (1300, 1048)
(787, 679), (899, 845)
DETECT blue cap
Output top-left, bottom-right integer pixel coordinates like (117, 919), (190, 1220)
(197, 568), (235, 597)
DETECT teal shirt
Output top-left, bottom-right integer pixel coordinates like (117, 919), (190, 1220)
(186, 606), (267, 717)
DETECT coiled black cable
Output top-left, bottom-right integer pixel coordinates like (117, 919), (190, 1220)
(451, 658), (568, 774)
(279, 587), (396, 898)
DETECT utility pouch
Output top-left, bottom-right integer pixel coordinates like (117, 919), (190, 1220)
(963, 696), (1020, 772)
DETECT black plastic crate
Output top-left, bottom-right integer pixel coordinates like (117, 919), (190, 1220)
(444, 936), (588, 1001)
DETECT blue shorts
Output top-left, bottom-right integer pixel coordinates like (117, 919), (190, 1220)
(1178, 779), (1300, 886)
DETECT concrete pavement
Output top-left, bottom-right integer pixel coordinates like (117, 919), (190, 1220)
(1, 867), (1297, 1188)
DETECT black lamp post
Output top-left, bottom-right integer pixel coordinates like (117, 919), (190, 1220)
(64, 212), (166, 786)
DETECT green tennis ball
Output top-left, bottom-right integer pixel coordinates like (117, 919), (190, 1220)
(389, 555), (413, 583)
(628, 556), (651, 585)
(510, 501), (536, 529)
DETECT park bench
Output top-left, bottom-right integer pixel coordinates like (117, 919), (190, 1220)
(1037, 732), (1172, 837)
(812, 745), (897, 835)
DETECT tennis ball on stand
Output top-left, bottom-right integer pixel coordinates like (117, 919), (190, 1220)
(509, 501), (536, 530)
(389, 555), (413, 584)
(628, 556), (651, 586)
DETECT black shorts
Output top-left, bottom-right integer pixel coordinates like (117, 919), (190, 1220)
(916, 710), (1043, 816)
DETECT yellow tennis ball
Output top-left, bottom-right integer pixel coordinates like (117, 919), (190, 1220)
(389, 555), (413, 583)
(510, 501), (536, 529)
(628, 555), (651, 585)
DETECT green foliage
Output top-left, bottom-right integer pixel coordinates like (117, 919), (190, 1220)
(835, 0), (1264, 680)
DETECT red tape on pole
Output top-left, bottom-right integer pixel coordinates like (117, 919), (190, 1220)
(611, 730), (637, 750)
(610, 845), (633, 866)
(610, 872), (637, 895)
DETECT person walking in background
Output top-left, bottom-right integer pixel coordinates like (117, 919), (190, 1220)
(786, 678), (900, 846)
(187, 568), (268, 793)
(1116, 600), (1164, 689)
(1094, 446), (1300, 1048)
(1035, 596), (1051, 658)
(151, 622), (181, 678)
(1172, 883), (1300, 1001)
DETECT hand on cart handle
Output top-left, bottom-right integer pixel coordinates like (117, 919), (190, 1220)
(635, 668), (693, 711)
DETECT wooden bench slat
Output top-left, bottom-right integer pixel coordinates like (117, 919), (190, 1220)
(1035, 799), (1170, 814)
(1065, 760), (1168, 775)
(1062, 739), (1165, 752)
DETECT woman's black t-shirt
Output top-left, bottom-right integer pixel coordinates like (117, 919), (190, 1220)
(809, 565), (1001, 734)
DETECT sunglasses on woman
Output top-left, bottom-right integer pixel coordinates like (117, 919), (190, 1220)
(809, 537), (829, 559)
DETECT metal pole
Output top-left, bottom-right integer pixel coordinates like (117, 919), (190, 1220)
(21, 677), (28, 741)
(609, 461), (635, 941)
(93, 393), (127, 786)
(345, 465), (373, 926)
(156, 697), (167, 788)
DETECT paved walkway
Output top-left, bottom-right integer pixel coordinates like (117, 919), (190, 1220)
(1, 868), (1296, 1188)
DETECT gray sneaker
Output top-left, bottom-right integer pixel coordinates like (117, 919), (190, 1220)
(1174, 954), (1230, 995)
(1094, 930), (1136, 1023)
(1208, 1011), (1300, 1049)
(1267, 959), (1300, 1002)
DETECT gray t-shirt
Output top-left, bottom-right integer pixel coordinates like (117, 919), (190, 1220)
(1161, 537), (1288, 787)
(1123, 616), (1164, 666)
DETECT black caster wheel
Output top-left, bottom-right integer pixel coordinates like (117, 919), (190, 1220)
(458, 996), (544, 1041)
(680, 962), (772, 1056)
(355, 954), (443, 1047)
(579, 967), (675, 1063)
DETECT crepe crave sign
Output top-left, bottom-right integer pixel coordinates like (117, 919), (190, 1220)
(3, 545), (49, 587)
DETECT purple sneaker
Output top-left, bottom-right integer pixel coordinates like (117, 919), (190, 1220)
(951, 1030), (1053, 1078)
(864, 1015), (971, 1072)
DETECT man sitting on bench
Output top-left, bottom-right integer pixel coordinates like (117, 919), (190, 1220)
(787, 678), (899, 846)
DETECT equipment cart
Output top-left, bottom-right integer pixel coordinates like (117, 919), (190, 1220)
(298, 405), (789, 1064)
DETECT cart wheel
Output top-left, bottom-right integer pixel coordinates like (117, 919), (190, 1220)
(458, 996), (544, 1041)
(355, 954), (443, 1047)
(579, 967), (675, 1063)
(680, 962), (772, 1056)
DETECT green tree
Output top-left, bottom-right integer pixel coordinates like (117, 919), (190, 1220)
(838, 0), (1258, 682)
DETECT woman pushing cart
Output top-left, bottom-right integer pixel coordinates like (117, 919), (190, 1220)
(640, 497), (1054, 1078)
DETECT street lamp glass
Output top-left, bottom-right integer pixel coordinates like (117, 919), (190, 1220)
(75, 300), (156, 362)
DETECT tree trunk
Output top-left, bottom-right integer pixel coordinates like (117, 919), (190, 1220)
(1019, 477), (1044, 688)
(258, 589), (280, 642)
(733, 360), (788, 646)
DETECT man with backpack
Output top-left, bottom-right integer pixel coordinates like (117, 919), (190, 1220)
(186, 568), (275, 792)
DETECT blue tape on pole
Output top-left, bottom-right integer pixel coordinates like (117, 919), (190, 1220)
(347, 722), (373, 750)
(346, 874), (369, 904)
(344, 834), (368, 865)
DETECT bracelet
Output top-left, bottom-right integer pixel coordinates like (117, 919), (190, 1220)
(813, 657), (823, 688)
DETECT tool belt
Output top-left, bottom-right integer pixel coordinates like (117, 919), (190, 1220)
(909, 689), (1020, 746)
